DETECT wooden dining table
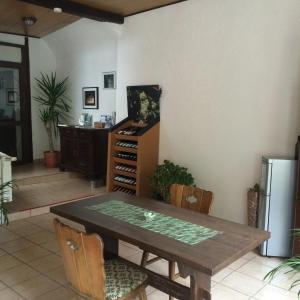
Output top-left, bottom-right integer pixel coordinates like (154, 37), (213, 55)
(50, 192), (270, 300)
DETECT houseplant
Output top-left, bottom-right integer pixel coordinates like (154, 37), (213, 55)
(0, 181), (13, 225)
(149, 159), (194, 202)
(34, 72), (70, 168)
(265, 229), (300, 298)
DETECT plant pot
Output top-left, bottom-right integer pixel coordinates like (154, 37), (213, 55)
(44, 151), (59, 168)
(247, 190), (259, 227)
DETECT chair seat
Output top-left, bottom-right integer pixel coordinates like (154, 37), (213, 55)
(105, 259), (148, 300)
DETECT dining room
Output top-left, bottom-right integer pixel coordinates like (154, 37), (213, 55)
(1, 0), (300, 299)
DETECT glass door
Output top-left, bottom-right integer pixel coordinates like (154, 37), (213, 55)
(0, 67), (22, 161)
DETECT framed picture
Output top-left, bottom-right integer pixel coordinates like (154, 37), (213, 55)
(103, 72), (116, 89)
(82, 87), (99, 109)
(7, 89), (19, 105)
(127, 85), (161, 123)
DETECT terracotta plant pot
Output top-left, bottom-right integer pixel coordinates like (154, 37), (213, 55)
(44, 151), (59, 168)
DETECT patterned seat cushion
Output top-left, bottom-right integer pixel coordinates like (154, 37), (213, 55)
(105, 259), (148, 300)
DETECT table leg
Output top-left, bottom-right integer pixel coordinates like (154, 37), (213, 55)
(85, 226), (118, 260)
(178, 264), (211, 300)
(190, 272), (211, 300)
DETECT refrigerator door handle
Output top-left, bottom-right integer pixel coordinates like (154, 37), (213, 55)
(260, 160), (272, 196)
(258, 194), (270, 256)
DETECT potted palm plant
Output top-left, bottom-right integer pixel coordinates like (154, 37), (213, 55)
(0, 181), (13, 225)
(34, 72), (70, 168)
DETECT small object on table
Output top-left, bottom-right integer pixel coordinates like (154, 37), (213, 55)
(144, 212), (156, 222)
(94, 122), (104, 129)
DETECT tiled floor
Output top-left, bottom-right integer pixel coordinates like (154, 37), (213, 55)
(0, 213), (298, 299)
(8, 162), (105, 213)
(9, 177), (105, 212)
(12, 162), (61, 180)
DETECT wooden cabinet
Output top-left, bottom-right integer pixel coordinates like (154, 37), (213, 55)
(59, 126), (108, 179)
(106, 119), (159, 197)
(106, 85), (161, 196)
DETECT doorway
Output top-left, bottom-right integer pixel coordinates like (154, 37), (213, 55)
(0, 39), (33, 163)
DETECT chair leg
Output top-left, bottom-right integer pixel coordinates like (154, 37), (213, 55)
(138, 288), (147, 300)
(168, 261), (176, 281)
(141, 251), (150, 267)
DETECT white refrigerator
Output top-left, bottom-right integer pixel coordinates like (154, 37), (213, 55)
(258, 156), (296, 257)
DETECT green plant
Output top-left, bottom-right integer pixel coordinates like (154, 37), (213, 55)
(0, 181), (13, 226)
(265, 229), (300, 298)
(34, 72), (70, 152)
(149, 160), (194, 202)
(250, 183), (260, 193)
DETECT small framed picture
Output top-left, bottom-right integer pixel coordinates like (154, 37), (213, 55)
(7, 89), (19, 105)
(82, 87), (98, 109)
(103, 72), (116, 89)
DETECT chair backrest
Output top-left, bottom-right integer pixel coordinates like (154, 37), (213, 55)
(170, 184), (213, 214)
(54, 219), (106, 300)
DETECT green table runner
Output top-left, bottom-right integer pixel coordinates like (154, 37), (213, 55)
(87, 200), (220, 245)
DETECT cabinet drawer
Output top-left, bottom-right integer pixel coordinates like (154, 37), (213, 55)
(78, 131), (93, 142)
(60, 128), (75, 137)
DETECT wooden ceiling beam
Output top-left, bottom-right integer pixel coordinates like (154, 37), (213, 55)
(18, 0), (124, 24)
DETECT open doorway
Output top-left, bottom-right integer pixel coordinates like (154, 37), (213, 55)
(0, 39), (32, 164)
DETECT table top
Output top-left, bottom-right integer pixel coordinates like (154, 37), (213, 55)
(50, 192), (270, 276)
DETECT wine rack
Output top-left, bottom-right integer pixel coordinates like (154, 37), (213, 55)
(107, 119), (159, 197)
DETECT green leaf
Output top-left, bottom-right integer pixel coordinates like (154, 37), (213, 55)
(264, 235), (300, 298)
(0, 180), (17, 226)
(34, 72), (70, 151)
(149, 160), (194, 202)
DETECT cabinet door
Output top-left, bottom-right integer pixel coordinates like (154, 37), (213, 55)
(77, 137), (92, 172)
(61, 136), (75, 168)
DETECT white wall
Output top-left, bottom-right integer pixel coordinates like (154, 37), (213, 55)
(44, 19), (121, 124)
(117, 0), (300, 223)
(0, 18), (120, 160)
(29, 38), (56, 159)
(0, 33), (56, 160)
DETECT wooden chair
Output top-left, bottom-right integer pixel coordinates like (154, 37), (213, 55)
(54, 219), (148, 300)
(140, 184), (213, 299)
(169, 184), (213, 214)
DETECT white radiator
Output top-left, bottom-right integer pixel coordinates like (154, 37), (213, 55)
(0, 152), (16, 203)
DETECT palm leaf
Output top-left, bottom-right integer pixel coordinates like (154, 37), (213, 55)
(34, 72), (70, 150)
(265, 235), (300, 298)
(0, 180), (16, 226)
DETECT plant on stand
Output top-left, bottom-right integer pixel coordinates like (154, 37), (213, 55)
(149, 160), (194, 202)
(0, 181), (13, 225)
(34, 72), (70, 168)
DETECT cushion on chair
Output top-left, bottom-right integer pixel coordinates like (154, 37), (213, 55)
(105, 259), (148, 300)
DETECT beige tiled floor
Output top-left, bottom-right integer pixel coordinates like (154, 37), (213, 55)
(0, 214), (298, 300)
(12, 162), (60, 180)
(9, 162), (106, 213)
(9, 178), (106, 213)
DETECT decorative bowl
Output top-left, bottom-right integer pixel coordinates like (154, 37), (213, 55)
(144, 212), (156, 222)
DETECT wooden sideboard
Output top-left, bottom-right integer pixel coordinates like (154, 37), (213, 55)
(59, 126), (108, 180)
